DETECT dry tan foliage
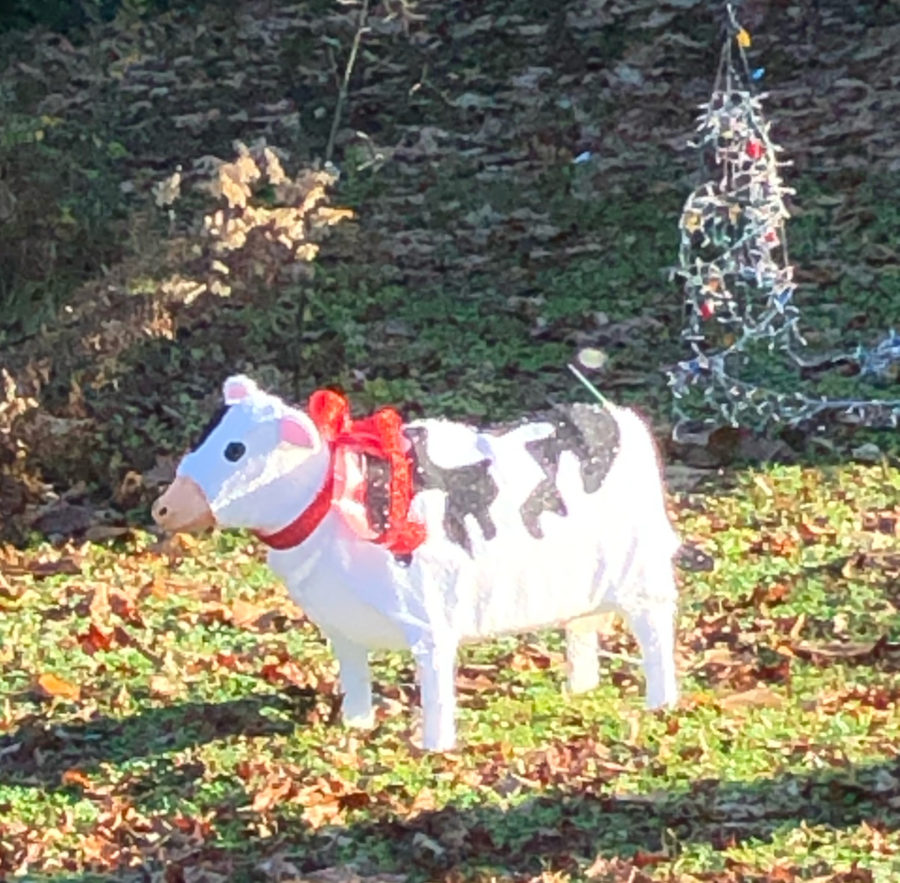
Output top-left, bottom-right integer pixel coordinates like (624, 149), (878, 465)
(0, 139), (353, 539)
(0, 365), (52, 532)
(191, 139), (355, 297)
(0, 368), (39, 434)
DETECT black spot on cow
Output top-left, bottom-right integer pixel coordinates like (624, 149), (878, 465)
(361, 456), (413, 567)
(524, 403), (620, 493)
(519, 478), (567, 539)
(405, 427), (499, 557)
(518, 404), (620, 536)
(364, 406), (618, 553)
(567, 403), (621, 491)
(192, 405), (231, 452)
(364, 455), (391, 535)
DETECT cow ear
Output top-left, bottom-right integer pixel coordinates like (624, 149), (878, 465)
(223, 374), (257, 405)
(279, 413), (317, 448)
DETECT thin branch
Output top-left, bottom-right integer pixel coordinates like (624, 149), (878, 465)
(325, 0), (370, 164)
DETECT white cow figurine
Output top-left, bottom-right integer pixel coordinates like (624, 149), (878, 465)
(153, 375), (680, 750)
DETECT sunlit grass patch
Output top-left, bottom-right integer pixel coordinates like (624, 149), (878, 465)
(1, 455), (898, 880)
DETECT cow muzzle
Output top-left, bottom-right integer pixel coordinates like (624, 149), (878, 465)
(152, 476), (215, 533)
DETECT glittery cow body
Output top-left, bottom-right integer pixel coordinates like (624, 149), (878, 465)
(153, 375), (680, 750)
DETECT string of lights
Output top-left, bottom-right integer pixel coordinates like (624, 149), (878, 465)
(667, 3), (900, 433)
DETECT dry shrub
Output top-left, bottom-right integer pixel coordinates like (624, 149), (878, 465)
(0, 365), (50, 538)
(186, 140), (354, 300)
(1, 140), (354, 540)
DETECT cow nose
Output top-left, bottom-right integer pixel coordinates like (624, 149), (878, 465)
(150, 496), (167, 523)
(152, 477), (215, 533)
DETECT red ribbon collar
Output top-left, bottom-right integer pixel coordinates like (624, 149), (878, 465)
(255, 390), (426, 556)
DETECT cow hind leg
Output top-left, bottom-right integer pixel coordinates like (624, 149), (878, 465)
(413, 640), (459, 752)
(625, 597), (678, 710)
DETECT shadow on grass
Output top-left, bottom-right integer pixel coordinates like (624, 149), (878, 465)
(2, 691), (899, 880)
(0, 690), (311, 787)
(344, 758), (900, 879)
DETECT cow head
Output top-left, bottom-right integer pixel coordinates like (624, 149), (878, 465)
(152, 375), (329, 535)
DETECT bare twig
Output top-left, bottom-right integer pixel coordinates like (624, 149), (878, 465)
(325, 0), (370, 164)
(291, 285), (310, 403)
(325, 45), (342, 93)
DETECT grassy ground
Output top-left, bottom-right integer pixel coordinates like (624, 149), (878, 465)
(2, 0), (900, 880)
(2, 463), (900, 881)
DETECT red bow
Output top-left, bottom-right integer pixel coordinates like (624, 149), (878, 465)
(256, 390), (426, 556)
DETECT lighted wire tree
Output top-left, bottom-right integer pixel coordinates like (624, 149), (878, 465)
(668, 4), (900, 433)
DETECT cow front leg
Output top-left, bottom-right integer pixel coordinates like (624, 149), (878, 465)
(412, 640), (458, 752)
(565, 616), (600, 694)
(331, 636), (374, 729)
(626, 599), (679, 710)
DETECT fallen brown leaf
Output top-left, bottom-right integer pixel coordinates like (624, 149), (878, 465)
(25, 555), (83, 579)
(261, 658), (318, 690)
(455, 664), (496, 693)
(797, 519), (836, 544)
(80, 831), (120, 869)
(88, 583), (111, 622)
(230, 597), (270, 629)
(251, 775), (295, 813)
(84, 524), (132, 542)
(338, 790), (372, 811)
(214, 651), (241, 670)
(36, 672), (81, 702)
(109, 588), (142, 625)
(718, 685), (784, 711)
(794, 637), (893, 663)
(149, 674), (181, 699)
(78, 622), (114, 654)
(61, 768), (93, 789)
(633, 849), (670, 868)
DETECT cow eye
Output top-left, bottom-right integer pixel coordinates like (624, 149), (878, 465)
(224, 442), (246, 462)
